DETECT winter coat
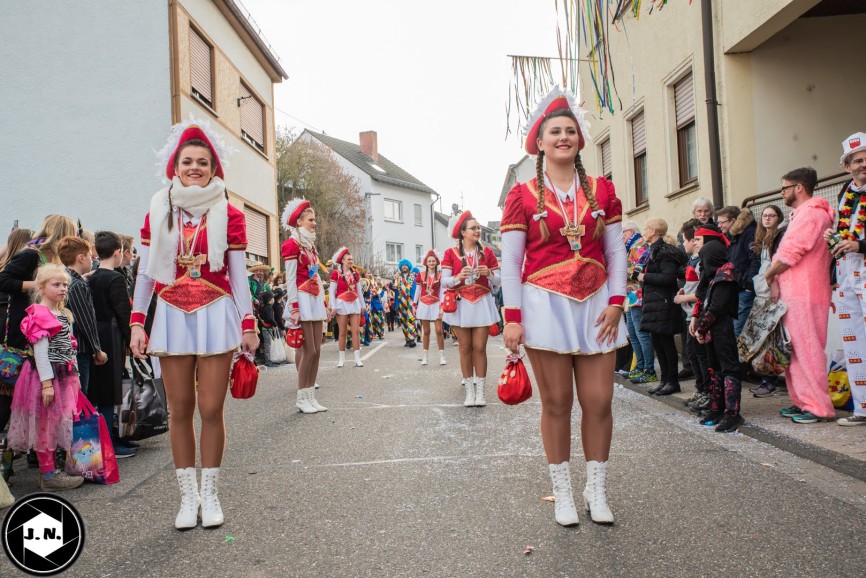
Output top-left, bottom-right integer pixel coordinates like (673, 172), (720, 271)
(0, 248), (42, 352)
(639, 238), (687, 335)
(727, 208), (760, 291)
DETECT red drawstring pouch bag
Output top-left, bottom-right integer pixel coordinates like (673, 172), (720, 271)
(498, 352), (532, 405)
(230, 352), (258, 399)
(488, 323), (501, 337)
(285, 325), (305, 349)
(441, 290), (458, 313)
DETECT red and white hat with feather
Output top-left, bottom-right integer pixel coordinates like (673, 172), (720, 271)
(523, 85), (590, 155)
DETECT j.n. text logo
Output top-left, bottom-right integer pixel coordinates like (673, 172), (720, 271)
(2, 493), (85, 576)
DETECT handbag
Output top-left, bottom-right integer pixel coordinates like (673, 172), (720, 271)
(497, 352), (532, 405)
(0, 304), (26, 387)
(267, 328), (287, 364)
(119, 357), (169, 441)
(65, 392), (120, 484)
(285, 325), (305, 349)
(441, 289), (458, 313)
(230, 352), (258, 399)
(488, 323), (501, 337)
(750, 321), (792, 376)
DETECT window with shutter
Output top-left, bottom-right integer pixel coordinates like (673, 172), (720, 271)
(244, 207), (269, 261)
(631, 112), (648, 206)
(675, 73), (698, 187)
(240, 83), (265, 154)
(601, 139), (612, 180)
(189, 27), (213, 107)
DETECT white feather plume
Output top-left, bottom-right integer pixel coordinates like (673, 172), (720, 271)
(154, 115), (234, 183)
(281, 198), (309, 231)
(331, 246), (349, 264)
(524, 85), (591, 145)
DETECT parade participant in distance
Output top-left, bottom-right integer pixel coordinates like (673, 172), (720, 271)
(129, 120), (259, 530)
(501, 86), (627, 526)
(329, 247), (365, 368)
(281, 198), (329, 413)
(414, 250), (446, 366)
(441, 210), (500, 407)
(392, 259), (418, 347)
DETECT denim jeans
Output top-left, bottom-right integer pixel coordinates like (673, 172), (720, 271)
(734, 289), (756, 337)
(625, 307), (654, 372)
(76, 353), (91, 396)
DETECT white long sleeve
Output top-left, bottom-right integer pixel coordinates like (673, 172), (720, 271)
(33, 338), (54, 382)
(329, 278), (337, 308)
(602, 222), (627, 301)
(284, 259), (299, 318)
(227, 250), (254, 320)
(440, 267), (457, 292)
(132, 245), (155, 315)
(500, 230), (526, 310)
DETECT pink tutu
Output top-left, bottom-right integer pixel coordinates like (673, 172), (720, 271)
(7, 361), (81, 453)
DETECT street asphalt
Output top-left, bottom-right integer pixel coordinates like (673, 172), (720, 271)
(1, 333), (865, 577)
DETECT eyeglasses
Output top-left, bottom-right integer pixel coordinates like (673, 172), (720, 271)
(466, 226), (482, 231)
(779, 184), (798, 193)
(716, 219), (731, 226)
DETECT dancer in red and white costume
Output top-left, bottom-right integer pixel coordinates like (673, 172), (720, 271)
(441, 211), (501, 407)
(130, 120), (259, 530)
(501, 86), (627, 527)
(281, 198), (328, 414)
(414, 250), (446, 366)
(329, 248), (365, 368)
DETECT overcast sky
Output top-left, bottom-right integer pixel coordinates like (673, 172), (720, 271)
(244, 0), (562, 224)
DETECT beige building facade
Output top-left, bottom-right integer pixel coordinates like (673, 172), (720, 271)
(579, 0), (866, 226)
(171, 0), (287, 265)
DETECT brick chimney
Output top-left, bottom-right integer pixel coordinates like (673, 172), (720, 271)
(359, 130), (378, 162)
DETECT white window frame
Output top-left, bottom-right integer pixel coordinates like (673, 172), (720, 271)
(386, 242), (403, 263)
(415, 244), (423, 263)
(384, 199), (403, 223)
(414, 203), (423, 227)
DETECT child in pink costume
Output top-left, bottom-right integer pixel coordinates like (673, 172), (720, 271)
(771, 196), (835, 418)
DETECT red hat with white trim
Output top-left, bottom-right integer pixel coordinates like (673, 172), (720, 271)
(282, 198), (312, 230)
(450, 210), (474, 239)
(157, 117), (230, 182)
(332, 247), (350, 265)
(422, 249), (440, 265)
(841, 132), (866, 165)
(524, 85), (590, 155)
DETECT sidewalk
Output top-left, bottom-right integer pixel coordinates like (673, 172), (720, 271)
(618, 374), (866, 483)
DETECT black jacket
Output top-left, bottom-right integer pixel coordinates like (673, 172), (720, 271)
(727, 209), (760, 291)
(0, 248), (42, 351)
(87, 268), (131, 407)
(640, 239), (687, 335)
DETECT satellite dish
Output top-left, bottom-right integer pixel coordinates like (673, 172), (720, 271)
(451, 203), (460, 216)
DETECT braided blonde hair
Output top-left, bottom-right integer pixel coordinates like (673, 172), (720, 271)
(535, 151), (550, 242)
(575, 153), (605, 239)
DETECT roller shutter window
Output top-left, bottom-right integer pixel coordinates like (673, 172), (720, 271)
(632, 112), (647, 205)
(601, 139), (612, 180)
(240, 83), (265, 154)
(675, 73), (698, 186)
(190, 27), (213, 107)
(244, 207), (269, 262)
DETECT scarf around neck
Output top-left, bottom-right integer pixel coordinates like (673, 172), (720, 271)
(146, 176), (228, 285)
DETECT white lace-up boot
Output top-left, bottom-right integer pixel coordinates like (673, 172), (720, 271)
(337, 351), (345, 368)
(296, 388), (318, 414)
(463, 378), (475, 407)
(439, 350), (446, 365)
(354, 350), (364, 367)
(548, 462), (579, 526)
(583, 460), (614, 524)
(421, 350), (429, 365)
(200, 468), (224, 528)
(175, 467), (200, 530)
(474, 377), (487, 407)
(307, 388), (327, 412)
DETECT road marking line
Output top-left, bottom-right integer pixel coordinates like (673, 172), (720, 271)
(361, 341), (388, 361)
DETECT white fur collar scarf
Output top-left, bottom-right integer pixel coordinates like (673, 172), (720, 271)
(146, 177), (228, 285)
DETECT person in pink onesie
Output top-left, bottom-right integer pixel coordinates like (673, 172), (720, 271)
(765, 167), (836, 422)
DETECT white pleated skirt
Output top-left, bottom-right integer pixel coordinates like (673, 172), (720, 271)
(522, 285), (627, 354)
(416, 301), (441, 321)
(333, 297), (363, 316)
(442, 294), (499, 328)
(148, 296), (241, 357)
(299, 292), (327, 322)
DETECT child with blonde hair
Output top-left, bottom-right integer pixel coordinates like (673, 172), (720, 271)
(7, 264), (84, 490)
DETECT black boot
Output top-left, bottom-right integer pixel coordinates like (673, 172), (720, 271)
(715, 413), (744, 433)
(655, 382), (681, 396)
(648, 381), (667, 394)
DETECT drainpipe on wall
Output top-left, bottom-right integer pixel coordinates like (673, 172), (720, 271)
(702, 0), (724, 209)
(430, 192), (441, 248)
